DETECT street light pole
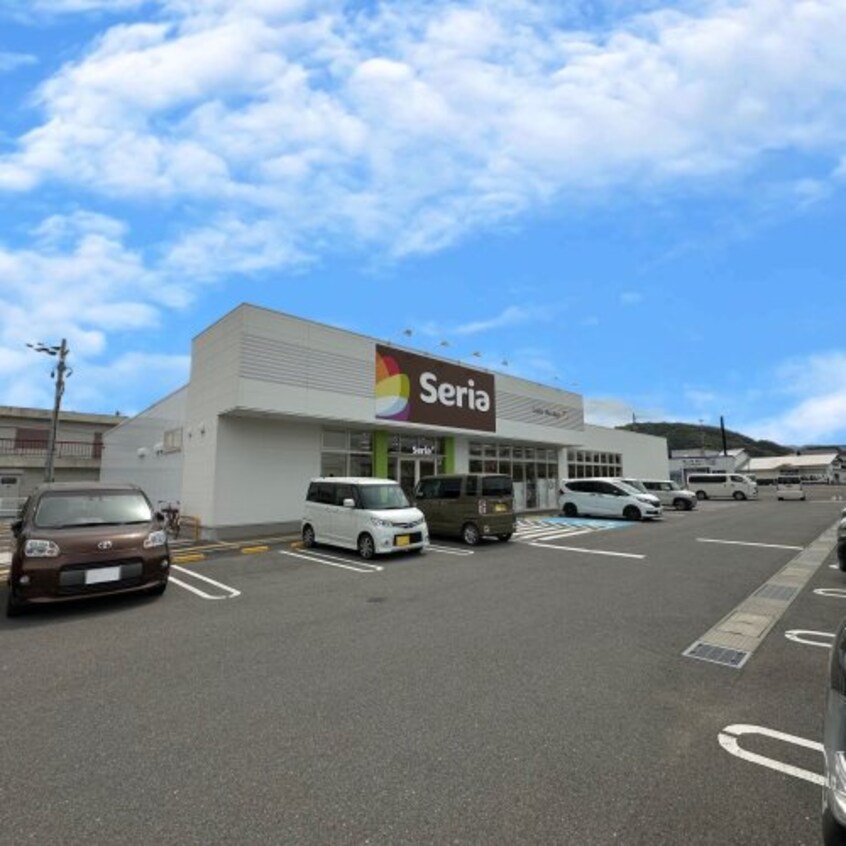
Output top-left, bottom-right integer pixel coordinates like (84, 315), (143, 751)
(27, 339), (71, 483)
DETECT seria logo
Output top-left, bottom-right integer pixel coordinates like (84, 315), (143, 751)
(375, 350), (410, 420)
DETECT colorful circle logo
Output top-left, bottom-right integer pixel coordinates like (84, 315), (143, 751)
(375, 351), (410, 420)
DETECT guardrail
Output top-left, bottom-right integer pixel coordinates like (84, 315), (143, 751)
(0, 438), (102, 459)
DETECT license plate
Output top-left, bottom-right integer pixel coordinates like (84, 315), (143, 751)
(494, 503), (507, 512)
(85, 566), (121, 585)
(395, 535), (410, 547)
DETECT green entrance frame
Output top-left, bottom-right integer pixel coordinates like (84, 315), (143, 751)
(374, 430), (389, 478)
(443, 436), (455, 474)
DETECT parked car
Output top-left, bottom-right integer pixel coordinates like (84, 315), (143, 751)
(823, 604), (846, 844)
(6, 481), (170, 617)
(686, 473), (758, 501)
(302, 477), (429, 559)
(622, 478), (697, 511)
(413, 473), (515, 545)
(558, 478), (662, 521)
(838, 511), (846, 572)
(775, 476), (806, 501)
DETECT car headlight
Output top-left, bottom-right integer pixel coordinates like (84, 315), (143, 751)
(143, 530), (168, 549)
(637, 497), (656, 505)
(24, 539), (61, 557)
(370, 517), (392, 528)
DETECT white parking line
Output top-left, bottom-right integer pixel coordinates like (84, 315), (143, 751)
(718, 724), (824, 786)
(279, 549), (383, 574)
(784, 629), (835, 648)
(697, 538), (804, 551)
(427, 545), (475, 556)
(169, 564), (241, 600)
(814, 588), (846, 598)
(528, 541), (645, 559)
(516, 527), (594, 542)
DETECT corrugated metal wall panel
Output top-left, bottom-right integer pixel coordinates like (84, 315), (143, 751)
(496, 390), (584, 430)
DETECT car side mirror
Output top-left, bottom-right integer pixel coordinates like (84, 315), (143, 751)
(155, 511), (165, 523)
(342, 498), (356, 508)
(10, 519), (22, 537)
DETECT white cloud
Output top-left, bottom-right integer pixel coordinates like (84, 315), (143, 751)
(742, 352), (846, 444)
(620, 291), (644, 305)
(453, 305), (548, 335)
(0, 52), (37, 73)
(1, 0), (845, 268)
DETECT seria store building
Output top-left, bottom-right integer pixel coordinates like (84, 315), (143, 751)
(101, 305), (669, 538)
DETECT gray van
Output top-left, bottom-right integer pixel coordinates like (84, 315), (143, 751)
(413, 474), (516, 545)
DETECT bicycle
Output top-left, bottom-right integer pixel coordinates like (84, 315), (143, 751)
(158, 500), (181, 539)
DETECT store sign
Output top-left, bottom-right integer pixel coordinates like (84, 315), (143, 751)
(375, 344), (496, 432)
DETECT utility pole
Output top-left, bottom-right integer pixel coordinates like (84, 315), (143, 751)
(27, 339), (71, 483)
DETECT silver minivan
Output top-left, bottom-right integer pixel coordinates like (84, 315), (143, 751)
(623, 478), (697, 511)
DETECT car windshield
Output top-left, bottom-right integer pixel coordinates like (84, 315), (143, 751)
(616, 481), (643, 495)
(358, 484), (411, 510)
(624, 479), (647, 493)
(668, 481), (681, 490)
(34, 492), (153, 528)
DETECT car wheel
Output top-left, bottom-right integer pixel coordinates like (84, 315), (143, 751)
(562, 503), (578, 517)
(822, 802), (846, 846)
(147, 581), (167, 597)
(838, 556), (846, 573)
(696, 491), (707, 501)
(5, 588), (26, 618)
(673, 498), (688, 511)
(497, 533), (513, 542)
(357, 533), (375, 560)
(461, 523), (481, 546)
(733, 491), (747, 501)
(623, 505), (642, 521)
(302, 524), (316, 548)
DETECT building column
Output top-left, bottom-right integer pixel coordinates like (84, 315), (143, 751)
(443, 436), (455, 473)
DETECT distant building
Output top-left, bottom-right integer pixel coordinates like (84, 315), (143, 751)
(668, 448), (750, 485)
(746, 452), (843, 484)
(0, 406), (126, 508)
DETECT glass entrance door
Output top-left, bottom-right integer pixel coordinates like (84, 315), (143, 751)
(392, 458), (438, 499)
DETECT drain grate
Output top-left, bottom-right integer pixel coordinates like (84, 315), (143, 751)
(753, 584), (799, 602)
(683, 641), (751, 669)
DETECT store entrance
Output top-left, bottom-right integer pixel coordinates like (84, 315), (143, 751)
(390, 457), (437, 499)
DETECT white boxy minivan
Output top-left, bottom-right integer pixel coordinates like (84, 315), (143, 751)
(302, 477), (429, 559)
(776, 476), (806, 501)
(686, 473), (758, 501)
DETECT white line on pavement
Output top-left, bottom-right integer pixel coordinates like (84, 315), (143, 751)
(427, 545), (475, 556)
(279, 549), (383, 573)
(697, 538), (804, 551)
(169, 564), (241, 599)
(784, 629), (836, 648)
(718, 724), (824, 786)
(814, 588), (846, 598)
(528, 541), (645, 559)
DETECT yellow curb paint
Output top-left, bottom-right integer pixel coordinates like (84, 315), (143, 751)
(241, 546), (270, 555)
(172, 553), (206, 564)
(290, 541), (303, 549)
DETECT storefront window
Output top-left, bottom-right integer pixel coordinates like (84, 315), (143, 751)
(320, 453), (347, 478)
(321, 428), (374, 478)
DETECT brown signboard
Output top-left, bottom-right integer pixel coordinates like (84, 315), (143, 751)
(375, 344), (496, 432)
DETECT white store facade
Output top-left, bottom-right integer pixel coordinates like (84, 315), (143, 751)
(102, 305), (669, 538)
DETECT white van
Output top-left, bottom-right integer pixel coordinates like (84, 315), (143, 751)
(559, 478), (662, 521)
(302, 477), (429, 559)
(622, 478), (698, 511)
(776, 476), (806, 501)
(686, 473), (758, 501)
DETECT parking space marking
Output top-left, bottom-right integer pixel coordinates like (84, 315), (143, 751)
(527, 541), (645, 559)
(814, 588), (846, 598)
(718, 724), (824, 786)
(427, 545), (475, 556)
(169, 564), (242, 600)
(279, 549), (383, 574)
(697, 538), (804, 551)
(784, 629), (835, 648)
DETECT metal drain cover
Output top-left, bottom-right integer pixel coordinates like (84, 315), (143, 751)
(753, 584), (799, 602)
(683, 641), (751, 669)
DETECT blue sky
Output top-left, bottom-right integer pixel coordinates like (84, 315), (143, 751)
(1, 0), (845, 446)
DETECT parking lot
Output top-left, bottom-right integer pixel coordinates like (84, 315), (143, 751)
(2, 487), (845, 845)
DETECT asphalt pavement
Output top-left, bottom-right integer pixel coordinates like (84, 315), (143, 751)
(2, 486), (844, 845)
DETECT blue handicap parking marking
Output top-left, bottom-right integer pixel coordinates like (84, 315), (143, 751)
(533, 516), (632, 530)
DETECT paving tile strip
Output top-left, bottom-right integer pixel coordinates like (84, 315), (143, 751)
(683, 521), (841, 669)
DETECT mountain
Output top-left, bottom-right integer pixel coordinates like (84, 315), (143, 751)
(616, 421), (792, 458)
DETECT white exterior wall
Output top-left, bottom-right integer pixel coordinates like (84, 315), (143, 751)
(100, 388), (187, 506)
(214, 417), (320, 529)
(577, 425), (670, 479)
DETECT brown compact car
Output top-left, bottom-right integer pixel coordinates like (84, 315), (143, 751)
(5, 481), (170, 617)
